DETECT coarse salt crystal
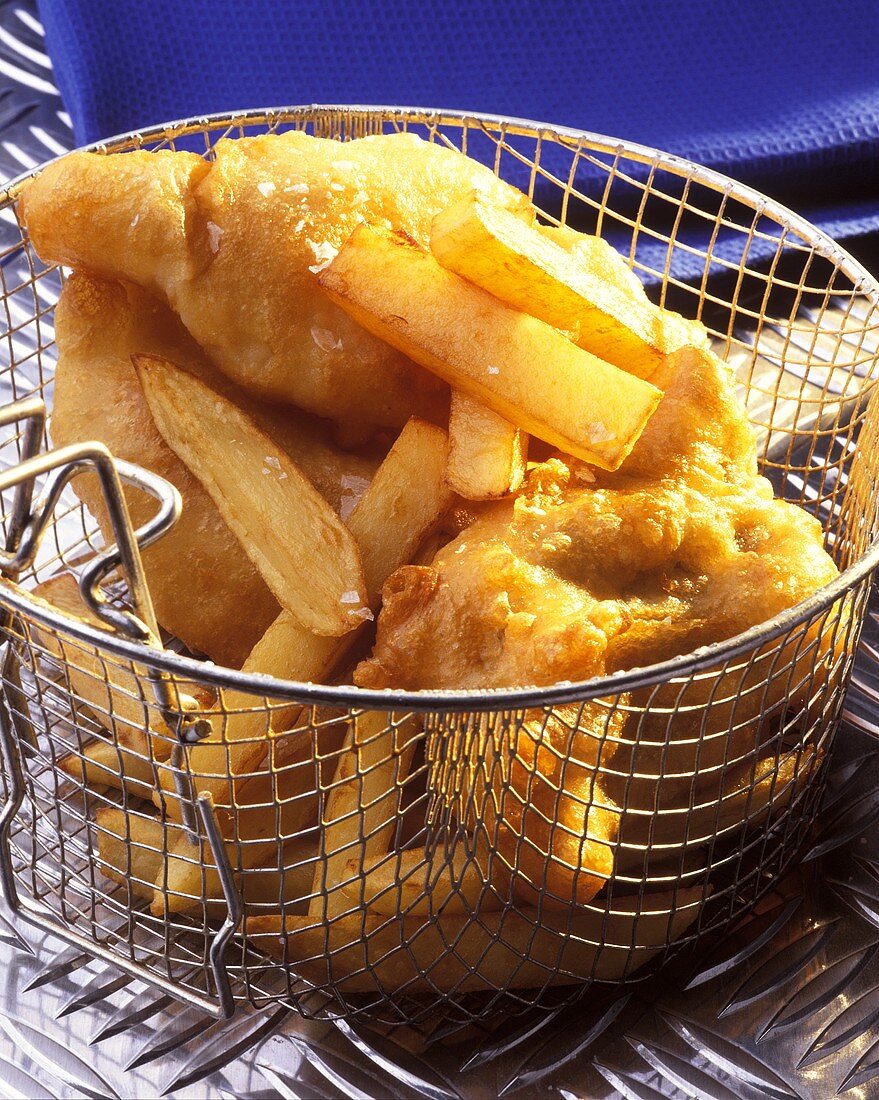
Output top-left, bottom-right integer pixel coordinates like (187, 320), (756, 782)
(350, 607), (374, 622)
(206, 221), (223, 253)
(486, 365), (500, 375)
(586, 422), (614, 444)
(284, 182), (309, 194)
(264, 455), (281, 469)
(307, 239), (339, 273)
(340, 590), (361, 604)
(310, 327), (343, 352)
(339, 474), (370, 521)
(257, 181), (276, 197)
(130, 213), (140, 228)
(329, 181), (345, 192)
(293, 219), (306, 234)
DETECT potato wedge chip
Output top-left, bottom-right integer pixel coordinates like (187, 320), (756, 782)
(430, 193), (676, 380)
(96, 807), (315, 913)
(136, 355), (369, 637)
(319, 225), (661, 469)
(446, 391), (527, 499)
(339, 844), (501, 917)
(309, 711), (418, 919)
(59, 739), (157, 801)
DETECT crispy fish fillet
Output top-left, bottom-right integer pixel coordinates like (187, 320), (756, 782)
(52, 271), (378, 666)
(357, 345), (837, 691)
(357, 345), (841, 892)
(23, 132), (522, 433)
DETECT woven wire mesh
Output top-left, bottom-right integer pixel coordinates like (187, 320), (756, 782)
(0, 106), (878, 1027)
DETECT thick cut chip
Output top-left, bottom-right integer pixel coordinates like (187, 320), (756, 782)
(308, 711), (418, 920)
(136, 355), (368, 637)
(59, 740), (157, 802)
(430, 193), (677, 380)
(446, 391), (527, 499)
(319, 225), (661, 469)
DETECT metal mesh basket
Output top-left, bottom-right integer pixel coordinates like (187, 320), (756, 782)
(0, 105), (878, 1030)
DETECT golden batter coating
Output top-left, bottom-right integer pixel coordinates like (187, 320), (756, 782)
(23, 132), (522, 433)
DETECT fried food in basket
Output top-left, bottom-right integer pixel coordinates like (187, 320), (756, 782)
(23, 131), (529, 433)
(318, 224), (662, 469)
(27, 130), (848, 1008)
(155, 420), (452, 914)
(357, 343), (840, 897)
(51, 272), (377, 665)
(247, 883), (704, 995)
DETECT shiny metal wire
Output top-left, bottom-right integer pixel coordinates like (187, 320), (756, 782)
(0, 105), (878, 1027)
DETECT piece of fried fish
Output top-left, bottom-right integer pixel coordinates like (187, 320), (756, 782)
(23, 131), (522, 434)
(359, 345), (842, 897)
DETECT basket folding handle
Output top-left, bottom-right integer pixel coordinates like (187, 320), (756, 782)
(0, 396), (211, 741)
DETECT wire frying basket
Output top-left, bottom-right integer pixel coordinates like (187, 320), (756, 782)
(0, 105), (878, 1030)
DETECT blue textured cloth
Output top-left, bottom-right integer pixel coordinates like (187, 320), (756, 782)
(37, 0), (879, 262)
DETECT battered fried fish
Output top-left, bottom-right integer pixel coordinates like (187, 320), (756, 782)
(23, 132), (521, 433)
(358, 345), (841, 893)
(357, 345), (838, 692)
(52, 271), (378, 666)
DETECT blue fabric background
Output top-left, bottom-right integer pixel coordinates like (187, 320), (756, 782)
(36, 0), (879, 266)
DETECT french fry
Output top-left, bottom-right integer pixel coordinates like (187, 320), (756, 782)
(446, 391), (527, 499)
(96, 807), (315, 913)
(248, 885), (704, 995)
(318, 225), (661, 470)
(155, 420), (453, 911)
(538, 221), (710, 356)
(429, 193), (675, 381)
(309, 711), (418, 919)
(538, 223), (651, 301)
(339, 845), (502, 917)
(59, 738), (157, 801)
(136, 355), (369, 637)
(153, 756), (333, 916)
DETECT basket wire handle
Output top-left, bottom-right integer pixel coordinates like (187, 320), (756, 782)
(0, 396), (211, 739)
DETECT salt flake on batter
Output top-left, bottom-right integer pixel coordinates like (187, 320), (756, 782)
(206, 222), (223, 253)
(307, 239), (339, 273)
(586, 421), (614, 444)
(310, 327), (343, 352)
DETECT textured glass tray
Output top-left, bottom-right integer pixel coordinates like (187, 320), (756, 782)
(3, 4), (879, 1095)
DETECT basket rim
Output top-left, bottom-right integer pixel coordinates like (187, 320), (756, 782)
(3, 102), (879, 712)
